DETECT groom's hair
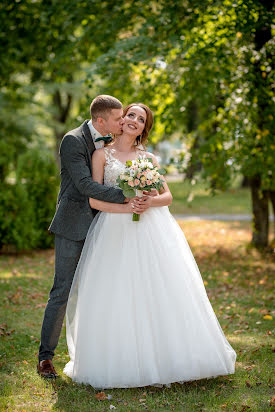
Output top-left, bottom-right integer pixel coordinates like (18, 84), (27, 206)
(90, 95), (122, 121)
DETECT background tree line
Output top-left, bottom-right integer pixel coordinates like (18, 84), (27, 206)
(0, 0), (274, 250)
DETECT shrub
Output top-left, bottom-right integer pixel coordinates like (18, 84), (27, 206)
(0, 148), (59, 251)
(16, 147), (59, 249)
(0, 182), (39, 251)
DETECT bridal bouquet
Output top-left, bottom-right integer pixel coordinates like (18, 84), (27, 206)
(116, 155), (165, 221)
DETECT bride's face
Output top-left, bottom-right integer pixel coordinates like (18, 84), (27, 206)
(123, 106), (147, 137)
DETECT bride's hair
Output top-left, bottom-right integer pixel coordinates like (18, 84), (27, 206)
(123, 103), (154, 147)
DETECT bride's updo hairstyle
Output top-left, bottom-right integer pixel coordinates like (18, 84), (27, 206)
(123, 103), (154, 148)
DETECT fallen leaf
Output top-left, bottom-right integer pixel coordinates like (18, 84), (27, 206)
(245, 380), (252, 388)
(258, 308), (269, 314)
(95, 392), (107, 400)
(0, 324), (15, 336)
(263, 315), (272, 320)
(35, 303), (46, 309)
(244, 365), (256, 370)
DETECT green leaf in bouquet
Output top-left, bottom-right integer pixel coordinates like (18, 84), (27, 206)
(158, 168), (166, 175)
(123, 188), (136, 198)
(122, 181), (131, 191)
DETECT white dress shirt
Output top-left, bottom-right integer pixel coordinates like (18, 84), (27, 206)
(87, 120), (105, 150)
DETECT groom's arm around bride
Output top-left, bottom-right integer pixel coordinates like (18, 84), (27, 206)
(49, 101), (126, 242)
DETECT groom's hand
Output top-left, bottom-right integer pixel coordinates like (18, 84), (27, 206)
(124, 196), (141, 203)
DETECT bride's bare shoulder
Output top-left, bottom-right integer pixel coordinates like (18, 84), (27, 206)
(91, 148), (106, 163)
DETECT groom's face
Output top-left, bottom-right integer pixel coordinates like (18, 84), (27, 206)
(104, 108), (124, 135)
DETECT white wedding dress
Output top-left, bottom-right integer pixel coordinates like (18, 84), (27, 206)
(63, 147), (236, 389)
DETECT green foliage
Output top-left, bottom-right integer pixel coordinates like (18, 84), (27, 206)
(16, 148), (59, 249)
(0, 182), (38, 251)
(85, 0), (274, 192)
(0, 148), (58, 251)
(1, 0), (274, 248)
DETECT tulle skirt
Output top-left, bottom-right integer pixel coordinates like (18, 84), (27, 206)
(63, 206), (236, 388)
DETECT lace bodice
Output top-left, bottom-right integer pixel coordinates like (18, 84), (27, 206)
(103, 147), (127, 188)
(103, 146), (145, 188)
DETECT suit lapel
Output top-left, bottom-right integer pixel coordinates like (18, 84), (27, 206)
(81, 120), (96, 155)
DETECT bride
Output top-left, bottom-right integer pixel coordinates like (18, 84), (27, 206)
(63, 103), (237, 389)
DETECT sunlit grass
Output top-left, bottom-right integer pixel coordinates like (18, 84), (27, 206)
(0, 221), (274, 411)
(168, 181), (251, 215)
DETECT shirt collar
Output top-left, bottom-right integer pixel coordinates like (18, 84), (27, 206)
(87, 120), (103, 141)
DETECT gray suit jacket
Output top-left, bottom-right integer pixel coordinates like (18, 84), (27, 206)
(49, 120), (125, 241)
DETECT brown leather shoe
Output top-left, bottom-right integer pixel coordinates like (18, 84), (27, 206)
(37, 359), (58, 378)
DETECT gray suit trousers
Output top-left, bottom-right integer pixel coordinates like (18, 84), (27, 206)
(38, 234), (85, 361)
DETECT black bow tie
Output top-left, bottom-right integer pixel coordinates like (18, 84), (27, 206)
(95, 134), (113, 143)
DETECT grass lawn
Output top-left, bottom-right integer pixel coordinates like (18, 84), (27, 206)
(0, 221), (274, 411)
(168, 181), (251, 215)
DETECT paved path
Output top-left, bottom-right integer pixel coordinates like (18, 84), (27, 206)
(173, 214), (274, 221)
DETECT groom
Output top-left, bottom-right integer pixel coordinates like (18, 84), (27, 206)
(37, 95), (150, 378)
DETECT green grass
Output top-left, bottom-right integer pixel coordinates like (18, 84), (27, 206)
(0, 221), (274, 411)
(168, 181), (251, 215)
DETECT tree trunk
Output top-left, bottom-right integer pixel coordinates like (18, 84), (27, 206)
(269, 190), (275, 238)
(250, 176), (269, 247)
(241, 176), (250, 188)
(52, 89), (72, 168)
(249, 0), (273, 248)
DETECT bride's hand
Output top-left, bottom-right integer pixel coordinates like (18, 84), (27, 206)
(142, 189), (159, 197)
(134, 195), (153, 212)
(125, 198), (149, 214)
